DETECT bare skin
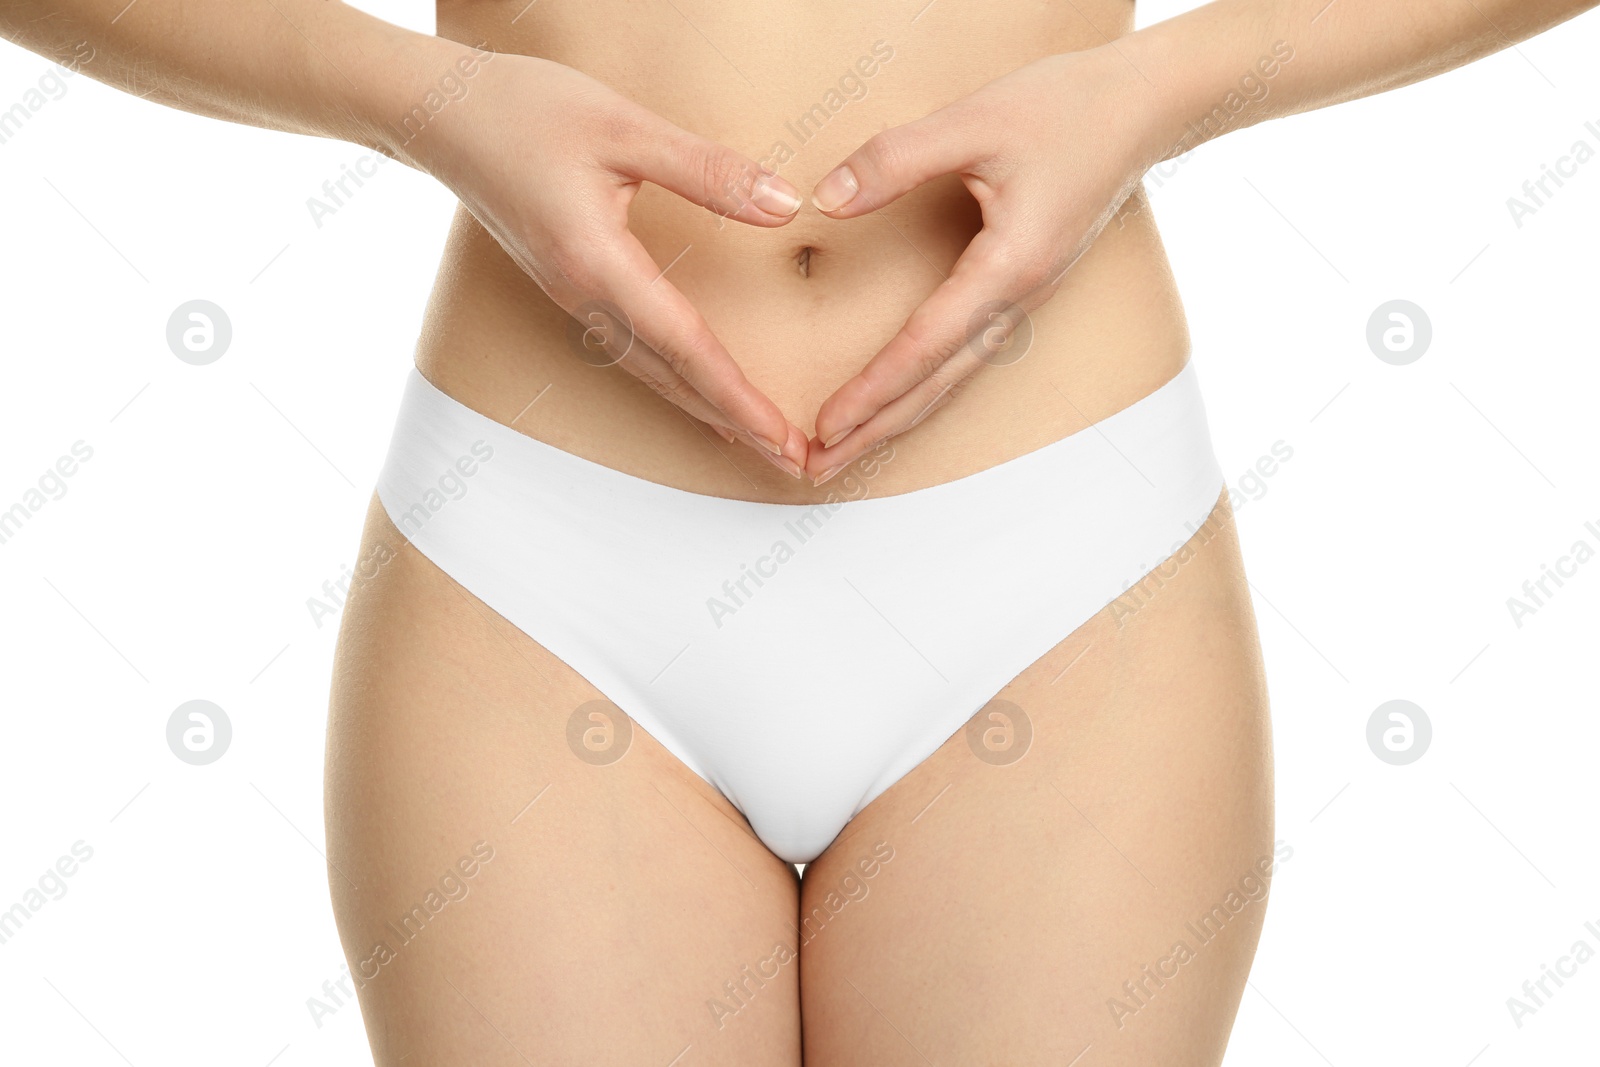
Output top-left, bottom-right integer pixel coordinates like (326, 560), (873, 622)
(797, 493), (1274, 1065)
(4, 0), (1592, 1060)
(328, 485), (1269, 1064)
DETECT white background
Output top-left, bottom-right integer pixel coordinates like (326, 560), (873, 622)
(2, 0), (1597, 1063)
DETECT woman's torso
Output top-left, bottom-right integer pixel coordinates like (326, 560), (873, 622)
(423, 0), (1190, 502)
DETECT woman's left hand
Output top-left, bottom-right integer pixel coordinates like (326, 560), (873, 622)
(804, 47), (1168, 483)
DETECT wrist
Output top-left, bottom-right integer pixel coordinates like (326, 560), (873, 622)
(1112, 14), (1301, 166)
(330, 13), (501, 169)
(1092, 29), (1206, 173)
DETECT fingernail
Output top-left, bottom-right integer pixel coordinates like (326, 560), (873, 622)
(713, 426), (736, 443)
(811, 166), (859, 213)
(821, 423), (858, 449)
(754, 434), (785, 456)
(758, 450), (804, 479)
(751, 173), (802, 217)
(812, 464), (844, 488)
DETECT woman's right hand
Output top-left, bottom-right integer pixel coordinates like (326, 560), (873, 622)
(391, 49), (810, 474)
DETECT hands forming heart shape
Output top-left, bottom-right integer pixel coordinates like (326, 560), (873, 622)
(410, 47), (1159, 485)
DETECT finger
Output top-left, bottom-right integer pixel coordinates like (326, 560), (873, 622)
(622, 111), (803, 226)
(632, 363), (786, 458)
(810, 104), (990, 218)
(570, 307), (804, 471)
(563, 290), (732, 417)
(807, 340), (987, 483)
(570, 296), (782, 443)
(812, 228), (1053, 449)
(583, 233), (806, 464)
(616, 336), (740, 427)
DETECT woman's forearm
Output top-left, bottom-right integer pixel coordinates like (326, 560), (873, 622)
(0, 0), (466, 157)
(1122, 0), (1598, 163)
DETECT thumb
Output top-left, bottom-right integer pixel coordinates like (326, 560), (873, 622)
(811, 107), (987, 218)
(626, 118), (803, 227)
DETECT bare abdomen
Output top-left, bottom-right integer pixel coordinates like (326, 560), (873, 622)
(416, 0), (1190, 503)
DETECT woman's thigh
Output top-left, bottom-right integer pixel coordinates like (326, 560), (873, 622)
(325, 497), (802, 1066)
(799, 497), (1275, 1066)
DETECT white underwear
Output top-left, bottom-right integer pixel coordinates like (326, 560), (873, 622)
(376, 361), (1225, 863)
